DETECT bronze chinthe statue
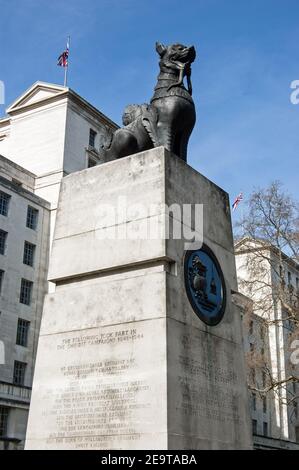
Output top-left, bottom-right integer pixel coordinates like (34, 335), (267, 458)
(101, 42), (196, 162)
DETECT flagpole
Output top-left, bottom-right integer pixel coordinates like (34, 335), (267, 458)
(64, 36), (70, 87)
(64, 66), (67, 87)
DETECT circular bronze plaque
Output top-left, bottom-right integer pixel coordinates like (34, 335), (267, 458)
(184, 244), (226, 326)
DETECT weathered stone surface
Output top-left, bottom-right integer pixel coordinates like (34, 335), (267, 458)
(167, 317), (251, 449)
(25, 148), (252, 449)
(26, 319), (168, 450)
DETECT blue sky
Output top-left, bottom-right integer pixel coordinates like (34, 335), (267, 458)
(0, 0), (298, 217)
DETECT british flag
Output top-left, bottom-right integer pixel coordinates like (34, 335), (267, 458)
(57, 40), (69, 67)
(232, 192), (243, 211)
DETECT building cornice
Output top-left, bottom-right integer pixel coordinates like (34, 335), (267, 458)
(6, 81), (67, 112)
(67, 89), (118, 129)
(235, 237), (299, 272)
(7, 91), (69, 117)
(0, 175), (50, 209)
(5, 81), (119, 130)
(0, 117), (10, 126)
(0, 153), (37, 178)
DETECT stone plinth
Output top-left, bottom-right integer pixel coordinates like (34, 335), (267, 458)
(25, 147), (252, 450)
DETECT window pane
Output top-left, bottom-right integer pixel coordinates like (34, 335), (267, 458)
(0, 229), (8, 255)
(0, 270), (4, 294)
(23, 241), (36, 267)
(0, 191), (11, 216)
(252, 393), (256, 411)
(16, 318), (30, 347)
(26, 206), (38, 230)
(13, 361), (27, 386)
(0, 406), (9, 437)
(262, 371), (267, 388)
(263, 421), (268, 436)
(88, 158), (97, 168)
(263, 396), (267, 413)
(252, 419), (257, 435)
(89, 129), (97, 148)
(20, 279), (33, 305)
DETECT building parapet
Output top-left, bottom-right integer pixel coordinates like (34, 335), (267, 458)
(253, 434), (299, 450)
(0, 381), (31, 404)
(0, 174), (50, 209)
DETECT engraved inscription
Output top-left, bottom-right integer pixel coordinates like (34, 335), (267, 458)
(39, 326), (154, 448)
(57, 328), (143, 350)
(176, 331), (242, 425)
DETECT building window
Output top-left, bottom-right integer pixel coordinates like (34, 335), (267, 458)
(262, 396), (267, 413)
(250, 342), (254, 353)
(262, 371), (267, 388)
(12, 178), (22, 187)
(252, 419), (257, 435)
(19, 279), (33, 306)
(263, 421), (268, 437)
(13, 361), (26, 386)
(0, 270), (4, 294)
(252, 393), (256, 411)
(0, 191), (11, 216)
(296, 426), (299, 444)
(23, 241), (36, 267)
(88, 157), (97, 168)
(89, 129), (97, 148)
(0, 406), (9, 437)
(296, 277), (299, 291)
(26, 206), (38, 230)
(288, 271), (292, 286)
(250, 368), (256, 385)
(0, 229), (8, 255)
(16, 319), (30, 347)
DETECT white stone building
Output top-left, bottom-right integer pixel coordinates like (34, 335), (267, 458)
(0, 82), (118, 243)
(235, 238), (299, 450)
(0, 82), (117, 449)
(0, 154), (50, 449)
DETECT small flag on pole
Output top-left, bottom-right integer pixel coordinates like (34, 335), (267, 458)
(57, 39), (69, 67)
(232, 192), (243, 211)
(57, 37), (70, 87)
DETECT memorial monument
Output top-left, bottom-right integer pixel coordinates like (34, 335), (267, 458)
(25, 43), (252, 450)
(101, 42), (196, 162)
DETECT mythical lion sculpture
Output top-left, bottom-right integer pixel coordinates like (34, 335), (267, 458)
(101, 42), (196, 162)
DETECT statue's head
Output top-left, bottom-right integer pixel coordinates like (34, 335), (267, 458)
(122, 104), (147, 126)
(122, 105), (142, 125)
(155, 42), (196, 66)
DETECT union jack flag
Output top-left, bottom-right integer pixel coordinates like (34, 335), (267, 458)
(232, 192), (243, 211)
(57, 40), (69, 67)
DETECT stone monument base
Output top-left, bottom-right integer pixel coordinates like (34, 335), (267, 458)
(25, 148), (252, 450)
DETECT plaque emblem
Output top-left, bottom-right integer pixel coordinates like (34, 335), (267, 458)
(184, 244), (226, 326)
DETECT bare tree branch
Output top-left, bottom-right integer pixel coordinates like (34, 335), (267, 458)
(235, 181), (299, 406)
